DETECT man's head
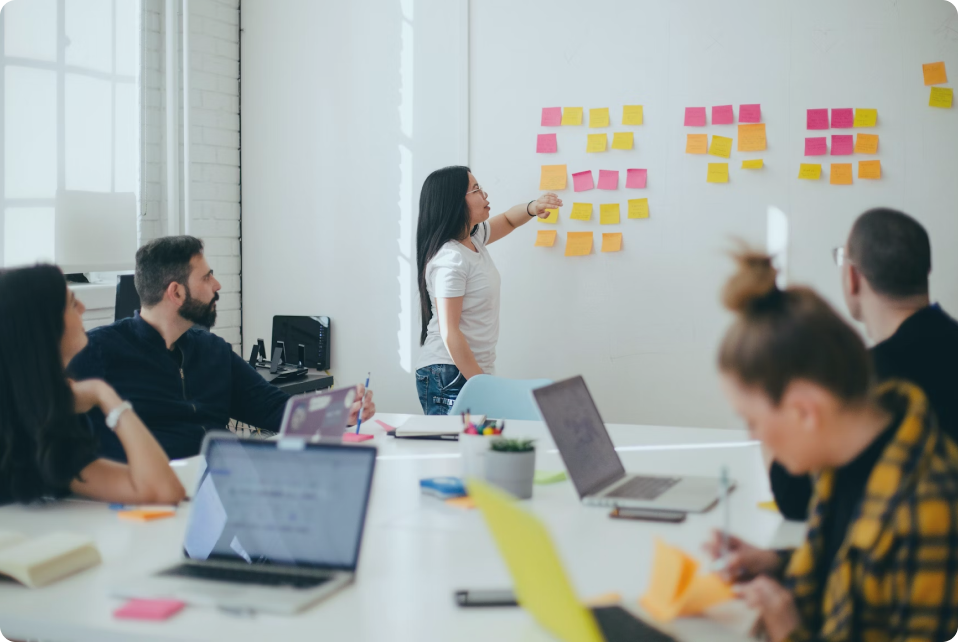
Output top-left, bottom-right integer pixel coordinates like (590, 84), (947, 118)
(135, 236), (221, 328)
(842, 208), (931, 321)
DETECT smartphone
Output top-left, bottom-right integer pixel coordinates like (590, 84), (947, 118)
(454, 589), (518, 607)
(609, 506), (686, 523)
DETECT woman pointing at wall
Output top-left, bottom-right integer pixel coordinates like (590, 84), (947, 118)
(415, 166), (561, 415)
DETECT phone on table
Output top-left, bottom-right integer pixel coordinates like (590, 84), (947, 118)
(454, 589), (518, 607)
(609, 506), (686, 523)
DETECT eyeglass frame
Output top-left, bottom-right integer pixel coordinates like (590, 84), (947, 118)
(466, 185), (487, 197)
(831, 246), (853, 267)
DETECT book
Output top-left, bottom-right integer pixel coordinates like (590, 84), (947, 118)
(395, 415), (485, 439)
(0, 530), (101, 588)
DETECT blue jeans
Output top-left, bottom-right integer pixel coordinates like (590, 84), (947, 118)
(416, 364), (466, 415)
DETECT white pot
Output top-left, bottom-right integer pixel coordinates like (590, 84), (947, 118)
(460, 433), (493, 480)
(484, 449), (535, 499)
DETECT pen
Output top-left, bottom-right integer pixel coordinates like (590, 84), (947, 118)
(355, 372), (370, 435)
(720, 466), (730, 568)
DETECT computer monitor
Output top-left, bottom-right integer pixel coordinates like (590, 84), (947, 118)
(115, 274), (140, 321)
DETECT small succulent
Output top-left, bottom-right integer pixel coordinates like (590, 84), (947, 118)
(490, 438), (535, 453)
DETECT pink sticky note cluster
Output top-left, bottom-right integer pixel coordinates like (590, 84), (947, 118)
(626, 168), (648, 189)
(831, 108), (854, 128)
(597, 170), (619, 190)
(536, 133), (557, 154)
(805, 137), (828, 156)
(541, 107), (562, 127)
(572, 170), (594, 192)
(684, 107), (707, 127)
(712, 105), (734, 125)
(831, 135), (854, 156)
(739, 104), (761, 123)
(807, 109), (829, 130)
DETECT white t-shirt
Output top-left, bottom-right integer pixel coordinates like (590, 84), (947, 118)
(416, 221), (501, 374)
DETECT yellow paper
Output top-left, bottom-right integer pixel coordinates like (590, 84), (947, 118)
(565, 232), (593, 257)
(586, 134), (608, 153)
(627, 198), (649, 219)
(707, 163), (729, 184)
(930, 87), (954, 109)
(757, 500), (779, 512)
(798, 163), (822, 180)
(539, 165), (567, 190)
(686, 134), (708, 154)
(854, 133), (879, 154)
(741, 159), (764, 169)
(561, 107), (583, 126)
(589, 107), (610, 128)
(599, 203), (620, 225)
(854, 108), (877, 127)
(622, 105), (644, 125)
(859, 160), (882, 180)
(639, 539), (734, 624)
(534, 230), (557, 247)
(570, 202), (593, 221)
(538, 208), (559, 224)
(708, 135), (733, 159)
(611, 132), (634, 150)
(923, 61), (947, 86)
(830, 163), (853, 185)
(601, 233), (622, 253)
(737, 123), (767, 151)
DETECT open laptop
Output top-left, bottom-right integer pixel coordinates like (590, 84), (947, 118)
(113, 434), (376, 615)
(533, 376), (728, 513)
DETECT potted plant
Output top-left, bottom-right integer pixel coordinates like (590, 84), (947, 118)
(484, 438), (536, 499)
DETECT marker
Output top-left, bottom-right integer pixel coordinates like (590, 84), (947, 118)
(354, 373), (371, 435)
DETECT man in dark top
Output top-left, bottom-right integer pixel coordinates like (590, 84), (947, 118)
(69, 236), (375, 461)
(770, 208), (958, 520)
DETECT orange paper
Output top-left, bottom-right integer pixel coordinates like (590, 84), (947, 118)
(534, 230), (557, 247)
(830, 163), (853, 185)
(565, 232), (593, 257)
(923, 61), (948, 86)
(601, 233), (622, 253)
(859, 160), (881, 180)
(118, 509), (176, 522)
(686, 134), (708, 154)
(737, 123), (767, 151)
(639, 539), (734, 623)
(539, 165), (567, 190)
(445, 496), (476, 510)
(854, 133), (878, 154)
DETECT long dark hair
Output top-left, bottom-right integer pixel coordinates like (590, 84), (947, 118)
(0, 265), (97, 503)
(416, 166), (476, 346)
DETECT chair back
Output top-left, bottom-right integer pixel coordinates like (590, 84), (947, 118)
(449, 375), (553, 421)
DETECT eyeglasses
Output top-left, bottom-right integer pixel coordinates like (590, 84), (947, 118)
(832, 246), (848, 267)
(466, 185), (487, 197)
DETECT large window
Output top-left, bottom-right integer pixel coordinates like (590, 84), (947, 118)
(1, 0), (139, 268)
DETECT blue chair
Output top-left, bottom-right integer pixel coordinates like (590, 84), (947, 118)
(449, 375), (553, 421)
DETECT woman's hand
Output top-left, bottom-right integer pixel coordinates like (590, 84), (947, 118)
(69, 378), (121, 414)
(347, 384), (376, 427)
(702, 529), (782, 583)
(531, 192), (563, 218)
(737, 576), (801, 642)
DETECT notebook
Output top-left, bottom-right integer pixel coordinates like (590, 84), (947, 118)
(394, 415), (484, 439)
(0, 531), (101, 588)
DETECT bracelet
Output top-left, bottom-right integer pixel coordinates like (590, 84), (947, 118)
(105, 401), (133, 431)
(527, 200), (536, 216)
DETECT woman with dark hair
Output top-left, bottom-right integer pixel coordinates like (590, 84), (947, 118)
(415, 166), (560, 414)
(0, 264), (185, 505)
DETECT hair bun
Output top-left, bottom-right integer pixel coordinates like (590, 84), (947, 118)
(722, 250), (779, 313)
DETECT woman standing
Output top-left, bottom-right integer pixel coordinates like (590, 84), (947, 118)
(415, 166), (561, 415)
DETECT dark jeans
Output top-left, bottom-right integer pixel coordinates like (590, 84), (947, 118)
(416, 364), (466, 415)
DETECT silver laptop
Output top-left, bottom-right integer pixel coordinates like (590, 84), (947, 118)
(533, 376), (728, 513)
(113, 434), (377, 615)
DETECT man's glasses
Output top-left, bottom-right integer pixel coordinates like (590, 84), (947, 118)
(832, 246), (847, 267)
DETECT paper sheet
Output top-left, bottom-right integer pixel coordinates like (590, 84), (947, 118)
(686, 134), (708, 154)
(572, 170), (594, 192)
(627, 198), (650, 219)
(587, 133), (608, 153)
(565, 232), (593, 257)
(712, 105), (734, 125)
(561, 107), (583, 126)
(536, 133), (557, 153)
(611, 132), (634, 150)
(639, 539), (734, 623)
(741, 159), (764, 169)
(626, 168), (647, 189)
(707, 163), (729, 183)
(798, 163), (822, 180)
(539, 165), (567, 190)
(589, 107), (610, 127)
(858, 160), (881, 179)
(570, 202), (593, 221)
(534, 230), (557, 247)
(854, 133), (878, 154)
(684, 107), (707, 127)
(708, 135), (733, 158)
(738, 104), (761, 123)
(930, 87), (954, 109)
(806, 108), (829, 130)
(923, 61), (948, 86)
(597, 170), (619, 190)
(830, 135), (854, 156)
(804, 137), (827, 156)
(737, 124), (766, 151)
(830, 163), (853, 185)
(831, 108), (854, 128)
(622, 105), (644, 125)
(599, 203), (620, 225)
(541, 107), (562, 127)
(854, 108), (877, 127)
(538, 208), (559, 224)
(601, 233), (623, 252)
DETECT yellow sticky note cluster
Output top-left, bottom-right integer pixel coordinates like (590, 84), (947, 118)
(534, 230), (557, 247)
(611, 132), (634, 150)
(599, 203), (620, 225)
(561, 107), (583, 126)
(565, 232), (593, 257)
(570, 202), (593, 221)
(798, 163), (822, 180)
(539, 165), (567, 190)
(628, 198), (649, 219)
(930, 87), (954, 109)
(639, 539), (734, 623)
(707, 163), (729, 184)
(589, 108), (610, 127)
(586, 134), (608, 153)
(622, 105), (644, 125)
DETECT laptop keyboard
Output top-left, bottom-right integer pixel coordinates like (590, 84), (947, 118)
(592, 606), (677, 642)
(605, 476), (680, 500)
(160, 564), (332, 589)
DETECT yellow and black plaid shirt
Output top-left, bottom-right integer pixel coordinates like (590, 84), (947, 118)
(778, 382), (958, 642)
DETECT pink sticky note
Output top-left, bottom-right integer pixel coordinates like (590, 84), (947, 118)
(739, 104), (761, 123)
(626, 168), (648, 189)
(684, 107), (707, 127)
(712, 105), (734, 125)
(805, 137), (827, 156)
(342, 433), (374, 442)
(807, 109), (829, 130)
(375, 419), (397, 432)
(114, 599), (186, 621)
(597, 170), (619, 190)
(572, 170), (595, 192)
(541, 107), (562, 127)
(831, 135), (854, 156)
(831, 108), (854, 128)
(536, 133), (557, 153)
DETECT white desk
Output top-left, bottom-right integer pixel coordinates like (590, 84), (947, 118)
(0, 415), (804, 642)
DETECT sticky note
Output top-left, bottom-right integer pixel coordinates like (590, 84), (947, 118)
(565, 232), (593, 257)
(708, 135), (733, 158)
(114, 599), (186, 621)
(599, 203), (620, 225)
(830, 135), (854, 156)
(854, 108), (877, 127)
(622, 105), (644, 125)
(686, 134), (708, 154)
(831, 108), (854, 128)
(807, 108), (829, 130)
(798, 164), (822, 180)
(757, 500), (779, 512)
(712, 105), (734, 125)
(534, 230), (557, 247)
(739, 104), (761, 123)
(611, 132), (634, 150)
(855, 133), (878, 154)
(930, 87), (954, 109)
(804, 137), (827, 156)
(539, 165), (567, 190)
(561, 107), (583, 126)
(741, 159), (764, 169)
(706, 163), (729, 184)
(533, 470), (568, 485)
(859, 160), (881, 179)
(597, 170), (619, 190)
(601, 233), (623, 252)
(539, 208), (559, 224)
(587, 134), (608, 153)
(923, 61), (948, 86)
(684, 107), (706, 127)
(589, 107), (610, 127)
(536, 133), (557, 154)
(118, 509), (176, 522)
(627, 198), (650, 219)
(737, 124), (766, 151)
(640, 539), (734, 623)
(541, 107), (562, 127)
(830, 163), (853, 185)
(572, 170), (594, 192)
(570, 202), (593, 221)
(626, 168), (647, 189)
(445, 496), (477, 510)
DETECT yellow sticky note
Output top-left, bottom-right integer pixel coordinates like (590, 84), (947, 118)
(738, 124), (767, 151)
(534, 230), (557, 247)
(539, 208), (559, 224)
(539, 165), (567, 190)
(589, 107), (610, 128)
(611, 132), (634, 150)
(565, 232), (593, 257)
(586, 134), (608, 153)
(830, 163), (853, 185)
(627, 198), (649, 219)
(741, 159), (764, 169)
(706, 163), (729, 184)
(854, 108), (877, 127)
(708, 135), (733, 159)
(622, 105), (644, 125)
(930, 87), (954, 109)
(601, 233), (622, 253)
(798, 163), (822, 180)
(561, 107), (583, 126)
(599, 203), (620, 225)
(570, 202), (593, 221)
(855, 133), (879, 154)
(685, 134), (708, 154)
(859, 160), (882, 180)
(923, 61), (948, 86)
(757, 500), (779, 512)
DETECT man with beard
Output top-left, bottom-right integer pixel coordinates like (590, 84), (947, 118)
(69, 236), (375, 461)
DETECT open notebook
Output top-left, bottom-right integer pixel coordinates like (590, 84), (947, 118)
(394, 415), (485, 438)
(0, 531), (101, 588)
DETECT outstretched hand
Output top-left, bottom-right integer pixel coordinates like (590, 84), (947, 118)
(532, 192), (563, 218)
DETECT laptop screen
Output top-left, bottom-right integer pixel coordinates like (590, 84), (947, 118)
(183, 438), (376, 571)
(532, 376), (626, 498)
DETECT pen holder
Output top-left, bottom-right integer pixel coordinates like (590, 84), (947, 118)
(460, 433), (494, 480)
(484, 447), (535, 500)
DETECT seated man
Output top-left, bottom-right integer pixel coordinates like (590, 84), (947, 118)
(770, 208), (958, 520)
(69, 236), (375, 460)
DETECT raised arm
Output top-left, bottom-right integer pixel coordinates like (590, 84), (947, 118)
(487, 193), (563, 244)
(437, 296), (483, 380)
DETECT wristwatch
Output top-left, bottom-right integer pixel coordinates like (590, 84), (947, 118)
(105, 401), (133, 431)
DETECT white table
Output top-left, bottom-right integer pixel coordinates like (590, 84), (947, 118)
(0, 415), (805, 642)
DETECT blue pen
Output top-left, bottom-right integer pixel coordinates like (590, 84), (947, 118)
(355, 372), (371, 434)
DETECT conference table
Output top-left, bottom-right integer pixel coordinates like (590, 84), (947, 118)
(0, 414), (805, 642)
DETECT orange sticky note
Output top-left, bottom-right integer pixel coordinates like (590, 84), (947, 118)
(859, 160), (881, 180)
(798, 163), (822, 180)
(601, 233), (622, 253)
(679, 573), (736, 615)
(118, 509), (176, 522)
(627, 198), (649, 219)
(830, 163), (853, 185)
(737, 123), (767, 151)
(565, 232), (593, 257)
(599, 203), (620, 225)
(686, 134), (708, 154)
(923, 61), (948, 86)
(855, 133), (879, 154)
(445, 496), (476, 510)
(539, 165), (567, 190)
(534, 230), (557, 247)
(639, 539), (734, 623)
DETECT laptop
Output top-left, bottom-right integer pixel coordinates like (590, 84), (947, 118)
(113, 434), (377, 615)
(468, 479), (677, 642)
(533, 376), (728, 513)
